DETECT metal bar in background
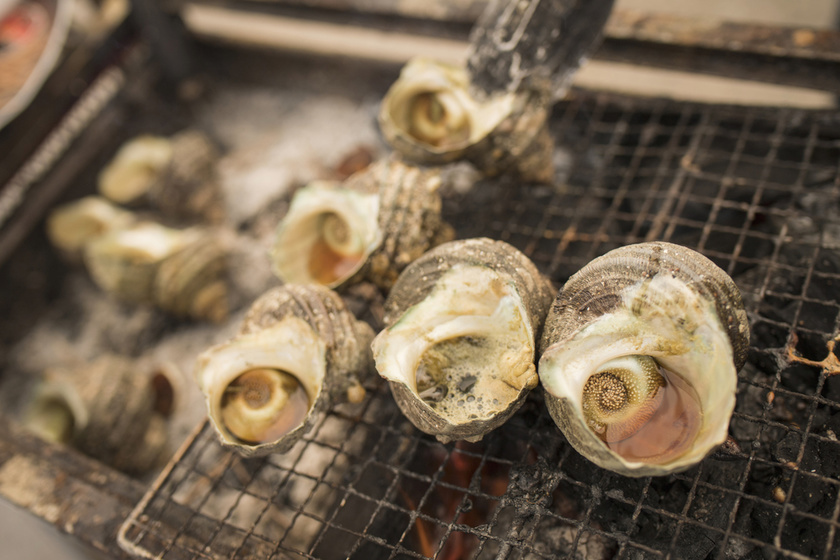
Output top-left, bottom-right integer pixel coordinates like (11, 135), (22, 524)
(599, 11), (840, 95)
(176, 0), (840, 92)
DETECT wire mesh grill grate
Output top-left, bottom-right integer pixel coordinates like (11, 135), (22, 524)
(119, 90), (840, 560)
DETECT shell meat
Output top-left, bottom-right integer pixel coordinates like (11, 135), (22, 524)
(194, 284), (374, 457)
(372, 238), (555, 442)
(98, 130), (225, 224)
(538, 242), (749, 477)
(378, 58), (553, 182)
(83, 222), (229, 322)
(22, 355), (176, 474)
(46, 196), (136, 261)
(271, 158), (454, 291)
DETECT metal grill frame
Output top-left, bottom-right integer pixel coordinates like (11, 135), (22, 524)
(118, 90), (840, 560)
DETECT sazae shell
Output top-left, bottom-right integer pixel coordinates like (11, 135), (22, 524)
(271, 158), (453, 291)
(83, 222), (229, 322)
(378, 58), (554, 182)
(538, 242), (749, 477)
(194, 284), (374, 457)
(22, 355), (176, 474)
(46, 196), (136, 261)
(98, 130), (224, 224)
(372, 238), (554, 442)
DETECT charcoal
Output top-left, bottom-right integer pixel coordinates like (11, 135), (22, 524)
(792, 474), (833, 515)
(818, 438), (840, 478)
(507, 456), (564, 513)
(675, 524), (720, 560)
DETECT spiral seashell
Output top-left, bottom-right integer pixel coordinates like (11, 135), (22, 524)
(378, 57), (554, 182)
(194, 284), (374, 457)
(82, 222), (229, 322)
(271, 158), (454, 291)
(148, 130), (225, 225)
(97, 130), (224, 224)
(153, 231), (229, 323)
(98, 135), (173, 205)
(21, 355), (176, 474)
(372, 238), (555, 443)
(538, 242), (750, 477)
(45, 196), (136, 261)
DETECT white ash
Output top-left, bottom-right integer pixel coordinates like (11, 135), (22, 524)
(205, 87), (385, 227)
(438, 162), (481, 197)
(222, 227), (281, 311)
(528, 522), (615, 560)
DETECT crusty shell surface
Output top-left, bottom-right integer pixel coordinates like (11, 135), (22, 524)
(539, 241), (749, 477)
(198, 284), (374, 457)
(380, 238), (555, 442)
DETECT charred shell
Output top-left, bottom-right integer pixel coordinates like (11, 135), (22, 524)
(271, 158), (454, 291)
(195, 284), (374, 457)
(378, 58), (554, 182)
(372, 238), (554, 442)
(538, 242), (749, 477)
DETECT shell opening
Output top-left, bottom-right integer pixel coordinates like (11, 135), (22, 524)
(407, 91), (470, 148)
(46, 197), (135, 254)
(272, 183), (381, 288)
(373, 265), (537, 426)
(24, 393), (76, 444)
(195, 316), (327, 452)
(582, 355), (702, 465)
(380, 58), (517, 157)
(151, 370), (175, 418)
(98, 135), (173, 204)
(308, 212), (364, 285)
(539, 274), (737, 474)
(220, 368), (311, 445)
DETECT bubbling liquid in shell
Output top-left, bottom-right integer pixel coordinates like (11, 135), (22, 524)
(415, 335), (525, 422)
(587, 359), (703, 465)
(220, 368), (311, 445)
(307, 213), (362, 285)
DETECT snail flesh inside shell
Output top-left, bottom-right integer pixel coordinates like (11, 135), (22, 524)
(372, 238), (554, 442)
(379, 57), (553, 182)
(195, 284), (374, 456)
(538, 242), (749, 477)
(271, 159), (453, 290)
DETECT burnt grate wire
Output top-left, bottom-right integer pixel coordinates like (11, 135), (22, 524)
(119, 90), (840, 560)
